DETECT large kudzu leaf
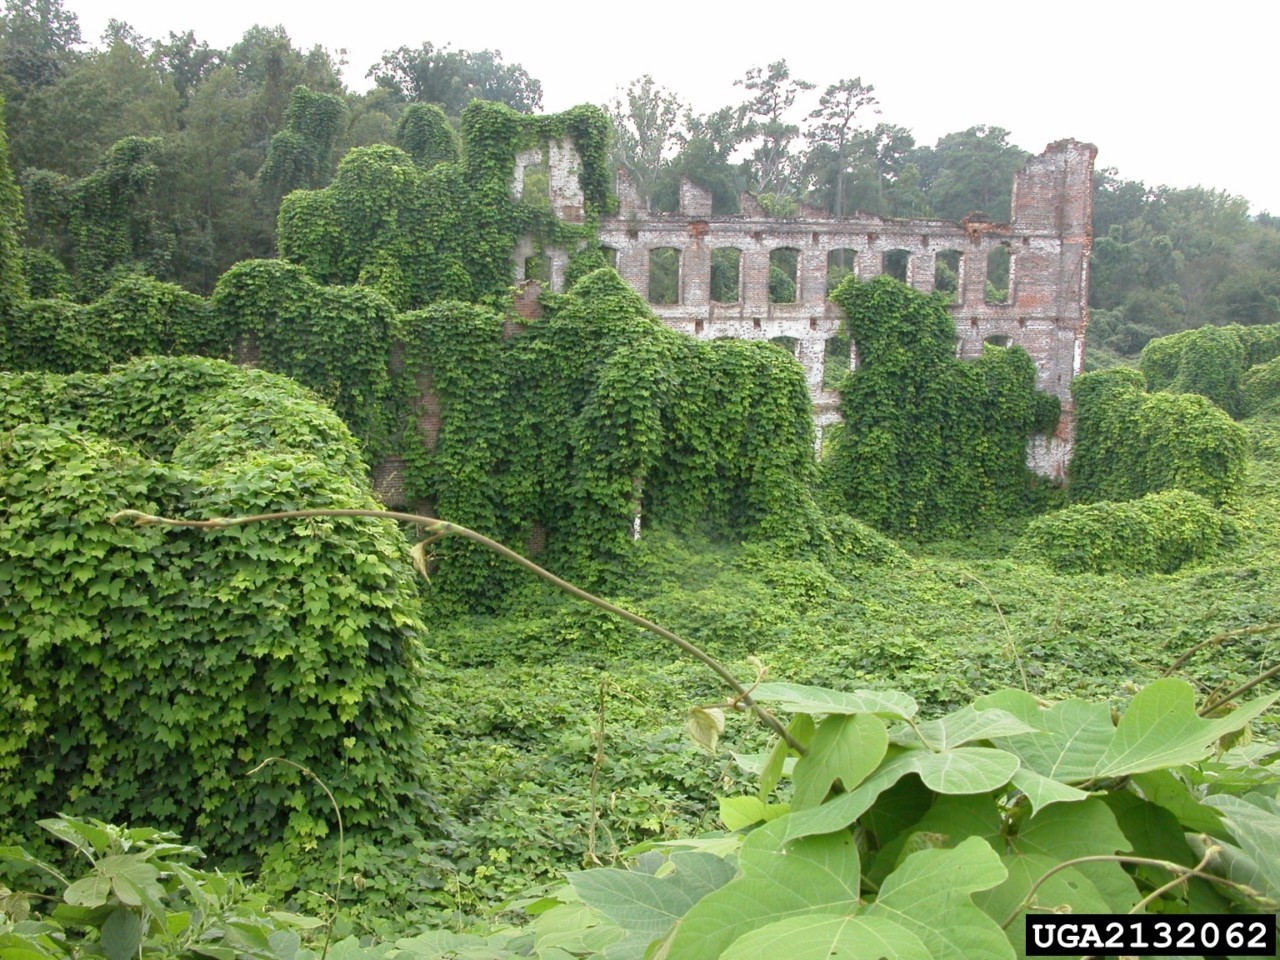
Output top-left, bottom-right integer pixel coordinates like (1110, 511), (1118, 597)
(890, 706), (1039, 751)
(569, 851), (736, 941)
(1008, 767), (1088, 816)
(749, 683), (917, 719)
(99, 906), (142, 960)
(975, 799), (1137, 955)
(664, 819), (860, 960)
(865, 837), (1013, 960)
(1096, 680), (1279, 777)
(792, 713), (888, 810)
(865, 794), (1001, 890)
(975, 690), (1114, 781)
(1202, 794), (1280, 899)
(895, 746), (1020, 795)
(720, 914), (931, 960)
(979, 680), (1279, 782)
(781, 745), (1020, 843)
(1129, 769), (1223, 834)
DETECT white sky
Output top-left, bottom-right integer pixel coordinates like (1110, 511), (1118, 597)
(75, 0), (1280, 215)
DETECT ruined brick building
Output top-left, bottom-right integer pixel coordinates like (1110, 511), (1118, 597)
(511, 138), (1097, 479)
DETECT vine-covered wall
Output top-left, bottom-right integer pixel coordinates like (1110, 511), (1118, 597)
(276, 100), (611, 310)
(820, 276), (1060, 537)
(394, 269), (827, 613)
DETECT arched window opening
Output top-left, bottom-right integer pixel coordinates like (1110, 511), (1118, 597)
(521, 155), (550, 207)
(711, 247), (741, 303)
(986, 244), (1011, 304)
(769, 248), (799, 303)
(935, 249), (963, 302)
(827, 248), (858, 294)
(984, 334), (1012, 348)
(824, 333), (852, 388)
(770, 335), (798, 355)
(882, 249), (909, 283)
(648, 247), (680, 305)
(523, 254), (550, 285)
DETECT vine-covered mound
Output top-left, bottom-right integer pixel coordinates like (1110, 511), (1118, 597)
(1069, 367), (1247, 506)
(1015, 488), (1238, 574)
(0, 356), (432, 863)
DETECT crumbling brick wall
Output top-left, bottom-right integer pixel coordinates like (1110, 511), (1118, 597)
(520, 139), (1096, 479)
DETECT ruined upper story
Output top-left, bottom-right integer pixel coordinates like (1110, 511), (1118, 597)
(511, 138), (1097, 478)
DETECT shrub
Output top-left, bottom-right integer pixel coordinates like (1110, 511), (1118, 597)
(1242, 355), (1280, 418)
(1016, 489), (1237, 574)
(1070, 367), (1247, 505)
(0, 358), (432, 865)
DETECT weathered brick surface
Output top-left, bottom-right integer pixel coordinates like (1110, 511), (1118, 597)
(577, 140), (1095, 479)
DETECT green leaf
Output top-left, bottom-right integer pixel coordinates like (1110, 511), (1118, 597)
(902, 746), (1020, 795)
(750, 683), (917, 719)
(975, 798), (1137, 953)
(269, 911), (327, 931)
(718, 797), (788, 831)
(975, 689), (1113, 781)
(981, 681), (1279, 782)
(1130, 769), (1224, 834)
(792, 714), (888, 810)
(38, 818), (112, 858)
(780, 746), (1019, 844)
(569, 851), (735, 940)
(268, 930), (301, 960)
(1202, 794), (1280, 898)
(891, 706), (1038, 751)
(1096, 680), (1279, 777)
(98, 857), (162, 908)
(63, 874), (111, 908)
(1008, 768), (1088, 816)
(100, 906), (142, 960)
(865, 837), (1013, 960)
(664, 819), (861, 960)
(721, 914), (931, 960)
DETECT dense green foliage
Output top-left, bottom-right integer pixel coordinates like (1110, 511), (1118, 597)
(1069, 367), (1247, 505)
(395, 269), (825, 612)
(276, 100), (609, 310)
(821, 276), (1059, 537)
(1243, 355), (1280, 417)
(1090, 177), (1280, 358)
(1139, 320), (1280, 418)
(1016, 489), (1237, 574)
(0, 358), (433, 864)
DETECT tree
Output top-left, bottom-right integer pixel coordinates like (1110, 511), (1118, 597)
(259, 83), (346, 199)
(805, 77), (877, 219)
(608, 74), (682, 211)
(662, 104), (752, 214)
(367, 42), (542, 114)
(911, 125), (1027, 221)
(150, 30), (222, 110)
(735, 60), (812, 202)
(0, 0), (80, 90)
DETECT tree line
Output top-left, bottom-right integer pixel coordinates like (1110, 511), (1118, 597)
(2, 0), (1276, 357)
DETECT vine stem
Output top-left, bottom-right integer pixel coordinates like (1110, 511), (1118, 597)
(1162, 623), (1280, 678)
(1001, 842), (1228, 930)
(247, 757), (344, 960)
(1200, 660), (1280, 717)
(110, 508), (804, 753)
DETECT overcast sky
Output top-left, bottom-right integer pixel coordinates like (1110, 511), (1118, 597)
(76, 0), (1280, 215)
